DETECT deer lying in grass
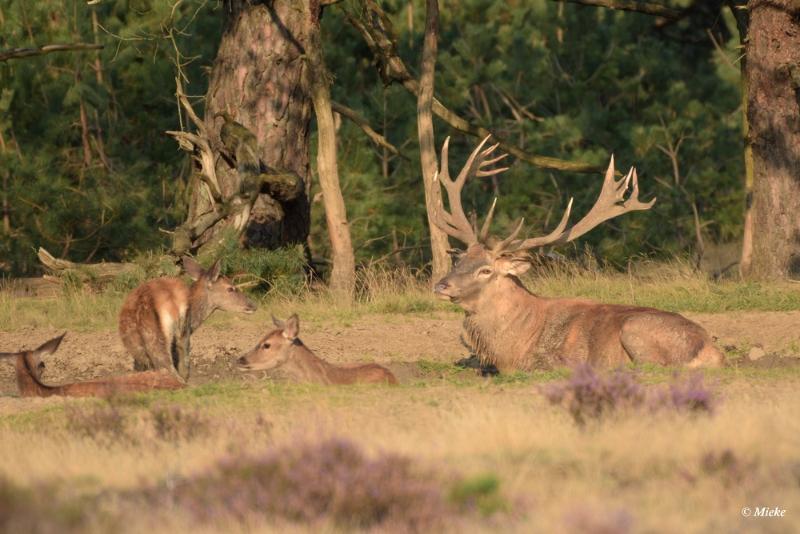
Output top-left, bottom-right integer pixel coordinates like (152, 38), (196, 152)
(237, 315), (398, 385)
(430, 136), (724, 372)
(0, 334), (184, 397)
(119, 257), (256, 381)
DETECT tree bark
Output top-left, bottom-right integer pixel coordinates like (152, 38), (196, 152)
(187, 0), (313, 254)
(742, 0), (800, 279)
(306, 0), (355, 296)
(417, 0), (451, 283)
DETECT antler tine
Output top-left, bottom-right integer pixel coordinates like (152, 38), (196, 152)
(430, 136), (511, 246)
(479, 198), (498, 242)
(492, 217), (526, 253)
(513, 198), (574, 250)
(512, 154), (655, 251)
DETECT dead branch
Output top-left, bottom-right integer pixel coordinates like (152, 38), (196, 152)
(550, 0), (681, 19)
(345, 0), (603, 174)
(37, 247), (140, 282)
(331, 101), (405, 158)
(0, 43), (103, 62)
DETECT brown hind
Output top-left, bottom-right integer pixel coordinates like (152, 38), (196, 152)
(119, 256), (256, 380)
(237, 315), (398, 385)
(0, 334), (184, 398)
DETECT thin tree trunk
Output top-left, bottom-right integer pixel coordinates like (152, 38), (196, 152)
(417, 0), (451, 283)
(306, 0), (355, 296)
(742, 0), (800, 279)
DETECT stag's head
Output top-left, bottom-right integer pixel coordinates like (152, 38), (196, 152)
(237, 314), (301, 371)
(183, 256), (257, 314)
(431, 136), (655, 311)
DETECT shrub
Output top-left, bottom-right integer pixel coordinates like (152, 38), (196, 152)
(65, 400), (134, 445)
(542, 365), (644, 426)
(543, 365), (716, 425)
(162, 437), (451, 531)
(149, 404), (208, 442)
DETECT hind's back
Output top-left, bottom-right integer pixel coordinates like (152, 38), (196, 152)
(119, 277), (189, 370)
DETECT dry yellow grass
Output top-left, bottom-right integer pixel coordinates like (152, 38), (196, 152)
(0, 373), (797, 532)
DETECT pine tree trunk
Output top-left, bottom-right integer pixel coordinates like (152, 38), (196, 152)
(189, 0), (313, 252)
(743, 0), (800, 279)
(306, 0), (355, 296)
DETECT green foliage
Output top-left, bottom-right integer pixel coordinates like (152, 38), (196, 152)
(2, 0), (745, 275)
(215, 235), (308, 295)
(449, 473), (509, 516)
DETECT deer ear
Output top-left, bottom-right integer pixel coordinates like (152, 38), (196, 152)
(283, 314), (300, 340)
(272, 315), (285, 329)
(494, 255), (531, 277)
(35, 333), (66, 356)
(182, 256), (204, 281)
(207, 259), (222, 282)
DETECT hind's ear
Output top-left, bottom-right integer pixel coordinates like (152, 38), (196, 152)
(182, 256), (204, 281)
(207, 259), (222, 282)
(35, 333), (66, 357)
(272, 315), (285, 329)
(283, 314), (300, 340)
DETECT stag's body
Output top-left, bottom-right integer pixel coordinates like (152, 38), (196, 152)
(238, 315), (398, 385)
(119, 258), (255, 380)
(428, 136), (723, 371)
(460, 268), (722, 371)
(1, 334), (184, 398)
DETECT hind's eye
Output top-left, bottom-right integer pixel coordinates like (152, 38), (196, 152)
(262, 343), (271, 349)
(227, 287), (236, 292)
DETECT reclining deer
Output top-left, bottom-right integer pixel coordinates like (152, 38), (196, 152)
(119, 257), (256, 381)
(237, 314), (398, 385)
(0, 334), (184, 397)
(430, 136), (724, 371)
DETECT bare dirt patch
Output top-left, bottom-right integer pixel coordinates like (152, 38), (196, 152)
(1, 310), (798, 395)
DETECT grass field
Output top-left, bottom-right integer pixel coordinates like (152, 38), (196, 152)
(0, 264), (799, 532)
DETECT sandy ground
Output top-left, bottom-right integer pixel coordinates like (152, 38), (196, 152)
(0, 310), (798, 396)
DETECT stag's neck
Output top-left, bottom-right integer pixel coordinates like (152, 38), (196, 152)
(464, 276), (545, 371)
(188, 282), (214, 332)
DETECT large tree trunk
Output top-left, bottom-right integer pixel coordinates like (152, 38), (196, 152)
(306, 0), (355, 296)
(742, 0), (800, 279)
(186, 0), (313, 255)
(417, 0), (451, 283)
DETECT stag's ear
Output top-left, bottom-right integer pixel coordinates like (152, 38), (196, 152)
(493, 255), (532, 277)
(182, 256), (204, 281)
(206, 259), (222, 282)
(283, 314), (300, 340)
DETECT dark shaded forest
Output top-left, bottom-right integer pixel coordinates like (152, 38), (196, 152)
(0, 1), (789, 280)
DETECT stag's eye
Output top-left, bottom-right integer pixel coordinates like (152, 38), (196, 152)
(477, 267), (493, 277)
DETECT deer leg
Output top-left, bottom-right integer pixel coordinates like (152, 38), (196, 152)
(139, 326), (174, 372)
(174, 319), (191, 381)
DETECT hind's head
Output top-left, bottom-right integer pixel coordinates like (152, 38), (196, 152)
(183, 256), (257, 314)
(0, 333), (66, 382)
(237, 315), (301, 372)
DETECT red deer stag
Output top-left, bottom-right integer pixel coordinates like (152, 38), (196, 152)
(431, 136), (724, 371)
(119, 257), (256, 381)
(237, 315), (398, 385)
(0, 334), (184, 397)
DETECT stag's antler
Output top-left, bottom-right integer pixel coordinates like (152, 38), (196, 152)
(431, 135), (509, 246)
(500, 156), (655, 254)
